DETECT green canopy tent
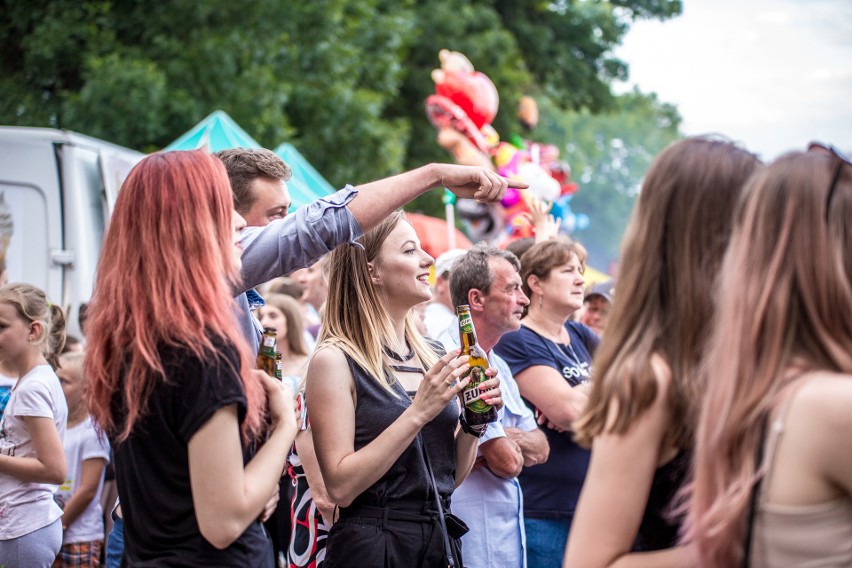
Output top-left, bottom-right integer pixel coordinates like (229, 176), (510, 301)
(273, 143), (335, 207)
(164, 110), (262, 152)
(164, 111), (333, 209)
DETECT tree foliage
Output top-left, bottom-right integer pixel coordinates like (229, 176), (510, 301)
(0, 0), (683, 263)
(536, 89), (682, 269)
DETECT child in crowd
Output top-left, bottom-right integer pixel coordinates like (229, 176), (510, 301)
(53, 351), (110, 568)
(0, 283), (68, 568)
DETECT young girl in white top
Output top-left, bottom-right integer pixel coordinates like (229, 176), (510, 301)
(0, 283), (69, 568)
(54, 351), (110, 568)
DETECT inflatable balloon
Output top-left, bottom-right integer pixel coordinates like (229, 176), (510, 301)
(426, 49), (500, 155)
(424, 51), (590, 245)
(517, 162), (561, 202)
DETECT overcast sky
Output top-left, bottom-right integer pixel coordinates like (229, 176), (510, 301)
(614, 0), (852, 161)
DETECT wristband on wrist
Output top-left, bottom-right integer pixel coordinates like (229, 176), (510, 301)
(459, 414), (488, 438)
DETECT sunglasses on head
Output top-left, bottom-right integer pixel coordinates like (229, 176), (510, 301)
(808, 142), (851, 220)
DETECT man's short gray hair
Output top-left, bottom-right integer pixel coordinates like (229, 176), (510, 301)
(450, 244), (520, 308)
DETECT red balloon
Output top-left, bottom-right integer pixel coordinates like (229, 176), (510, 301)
(435, 70), (499, 130)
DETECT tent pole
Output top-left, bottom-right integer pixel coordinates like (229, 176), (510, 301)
(444, 190), (457, 251)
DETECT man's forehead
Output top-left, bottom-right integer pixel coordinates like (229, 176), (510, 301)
(489, 256), (520, 277)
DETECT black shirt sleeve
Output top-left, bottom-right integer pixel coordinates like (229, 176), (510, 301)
(172, 341), (248, 443)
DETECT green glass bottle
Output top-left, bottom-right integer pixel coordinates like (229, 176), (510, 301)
(456, 305), (498, 426)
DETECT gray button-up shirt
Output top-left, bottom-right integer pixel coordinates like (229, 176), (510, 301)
(235, 185), (362, 351)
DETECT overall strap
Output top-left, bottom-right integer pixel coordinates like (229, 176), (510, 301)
(741, 372), (809, 567)
(419, 432), (459, 567)
(742, 413), (768, 568)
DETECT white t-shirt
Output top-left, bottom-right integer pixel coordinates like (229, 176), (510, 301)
(0, 364), (68, 539)
(54, 416), (110, 543)
(423, 302), (455, 339)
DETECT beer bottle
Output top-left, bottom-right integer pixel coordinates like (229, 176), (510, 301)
(257, 327), (278, 377)
(456, 305), (498, 426)
(274, 352), (283, 381)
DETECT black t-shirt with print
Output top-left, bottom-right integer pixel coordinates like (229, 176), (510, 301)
(110, 338), (272, 567)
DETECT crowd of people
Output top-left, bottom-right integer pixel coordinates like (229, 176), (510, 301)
(0, 136), (849, 568)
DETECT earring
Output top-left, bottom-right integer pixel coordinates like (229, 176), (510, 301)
(538, 295), (543, 310)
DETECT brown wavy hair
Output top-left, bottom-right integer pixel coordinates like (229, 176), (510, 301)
(85, 151), (264, 442)
(574, 137), (761, 450)
(685, 149), (852, 565)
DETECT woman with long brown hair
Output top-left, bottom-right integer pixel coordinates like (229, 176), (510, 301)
(306, 210), (502, 567)
(259, 293), (309, 381)
(565, 137), (761, 567)
(685, 146), (852, 566)
(86, 151), (296, 567)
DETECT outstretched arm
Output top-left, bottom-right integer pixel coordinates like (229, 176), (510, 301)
(349, 163), (523, 232)
(238, 164), (525, 292)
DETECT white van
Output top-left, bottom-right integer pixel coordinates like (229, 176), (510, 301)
(0, 126), (144, 338)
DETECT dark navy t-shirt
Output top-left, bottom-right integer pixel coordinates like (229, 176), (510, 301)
(494, 321), (598, 520)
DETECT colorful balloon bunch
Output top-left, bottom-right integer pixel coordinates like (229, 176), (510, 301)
(425, 50), (589, 243)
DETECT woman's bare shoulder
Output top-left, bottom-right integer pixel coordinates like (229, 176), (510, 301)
(794, 372), (852, 428)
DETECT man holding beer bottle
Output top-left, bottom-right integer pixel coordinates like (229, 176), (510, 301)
(437, 244), (549, 568)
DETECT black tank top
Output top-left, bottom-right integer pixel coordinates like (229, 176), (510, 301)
(634, 448), (691, 551)
(345, 349), (458, 507)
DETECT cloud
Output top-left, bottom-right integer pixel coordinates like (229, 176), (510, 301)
(614, 0), (852, 158)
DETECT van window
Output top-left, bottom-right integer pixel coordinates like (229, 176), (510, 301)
(0, 184), (49, 287)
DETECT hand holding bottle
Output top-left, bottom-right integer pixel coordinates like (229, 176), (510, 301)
(410, 350), (471, 423)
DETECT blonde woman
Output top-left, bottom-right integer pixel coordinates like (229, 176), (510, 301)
(306, 211), (502, 567)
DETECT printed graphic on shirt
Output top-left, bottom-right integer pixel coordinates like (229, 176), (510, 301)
(0, 414), (15, 457)
(562, 361), (591, 383)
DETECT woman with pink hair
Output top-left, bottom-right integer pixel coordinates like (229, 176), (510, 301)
(86, 151), (296, 567)
(686, 146), (852, 566)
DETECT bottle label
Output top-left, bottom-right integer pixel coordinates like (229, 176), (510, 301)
(462, 365), (491, 414)
(263, 336), (275, 348)
(458, 311), (474, 334)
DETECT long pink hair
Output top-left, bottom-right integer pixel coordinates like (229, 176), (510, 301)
(684, 150), (852, 565)
(86, 151), (264, 442)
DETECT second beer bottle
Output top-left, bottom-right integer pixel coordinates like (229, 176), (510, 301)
(456, 304), (498, 426)
(257, 327), (278, 377)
